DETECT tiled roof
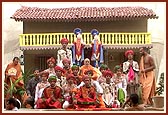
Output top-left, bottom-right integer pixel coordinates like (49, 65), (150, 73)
(11, 6), (158, 22)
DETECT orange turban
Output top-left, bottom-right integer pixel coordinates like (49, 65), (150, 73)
(125, 50), (134, 57)
(60, 38), (69, 44)
(47, 57), (56, 64)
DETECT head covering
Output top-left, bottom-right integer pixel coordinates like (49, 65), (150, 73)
(91, 29), (99, 36)
(41, 71), (49, 78)
(74, 28), (82, 35)
(100, 64), (108, 71)
(114, 65), (122, 73)
(60, 38), (69, 44)
(125, 50), (134, 57)
(71, 65), (79, 70)
(103, 70), (114, 78)
(48, 75), (57, 82)
(62, 58), (71, 64)
(47, 57), (56, 64)
(54, 66), (65, 73)
(66, 74), (75, 81)
(82, 75), (91, 81)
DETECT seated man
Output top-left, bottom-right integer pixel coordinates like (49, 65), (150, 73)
(62, 74), (77, 109)
(36, 76), (64, 109)
(80, 58), (101, 79)
(73, 75), (100, 109)
(112, 65), (127, 107)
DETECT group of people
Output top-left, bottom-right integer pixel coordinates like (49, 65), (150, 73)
(4, 28), (156, 111)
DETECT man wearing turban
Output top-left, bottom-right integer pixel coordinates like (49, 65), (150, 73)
(62, 57), (72, 76)
(100, 70), (115, 108)
(62, 74), (77, 109)
(72, 28), (85, 66)
(90, 29), (104, 68)
(73, 75), (99, 109)
(71, 65), (82, 86)
(57, 38), (73, 68)
(112, 65), (127, 107)
(123, 50), (140, 97)
(43, 57), (56, 76)
(54, 65), (66, 88)
(36, 76), (64, 109)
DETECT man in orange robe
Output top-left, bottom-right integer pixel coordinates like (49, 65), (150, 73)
(4, 57), (24, 100)
(139, 47), (156, 106)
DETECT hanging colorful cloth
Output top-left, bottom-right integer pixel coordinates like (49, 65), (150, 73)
(128, 65), (134, 82)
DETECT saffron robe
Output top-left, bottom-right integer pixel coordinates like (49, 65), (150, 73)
(139, 56), (156, 105)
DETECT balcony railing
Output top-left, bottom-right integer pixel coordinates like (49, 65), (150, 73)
(19, 33), (151, 47)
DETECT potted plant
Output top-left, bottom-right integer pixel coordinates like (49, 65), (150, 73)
(152, 72), (164, 108)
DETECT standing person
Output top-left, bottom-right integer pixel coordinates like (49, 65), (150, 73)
(4, 57), (24, 100)
(72, 28), (85, 66)
(90, 29), (104, 68)
(139, 47), (156, 106)
(43, 57), (56, 76)
(57, 38), (73, 68)
(123, 50), (140, 97)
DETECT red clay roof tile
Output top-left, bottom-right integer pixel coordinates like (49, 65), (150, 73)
(11, 6), (158, 22)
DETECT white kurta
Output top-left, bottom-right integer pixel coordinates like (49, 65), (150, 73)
(57, 49), (73, 68)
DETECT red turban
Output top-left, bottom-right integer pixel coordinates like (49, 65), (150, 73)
(62, 58), (71, 64)
(60, 38), (69, 44)
(47, 57), (56, 64)
(54, 66), (65, 73)
(66, 74), (75, 81)
(82, 75), (91, 81)
(125, 50), (134, 57)
(103, 70), (114, 78)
